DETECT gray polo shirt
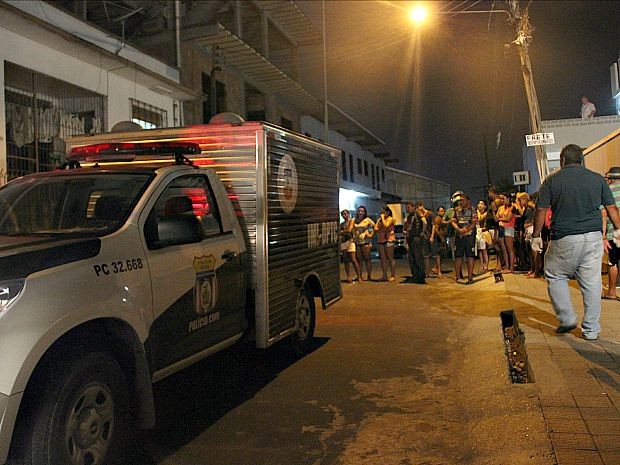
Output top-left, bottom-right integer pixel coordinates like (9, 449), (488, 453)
(536, 164), (614, 240)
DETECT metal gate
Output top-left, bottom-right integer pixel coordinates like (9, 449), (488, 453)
(4, 62), (105, 180)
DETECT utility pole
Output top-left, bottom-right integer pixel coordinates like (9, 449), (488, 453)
(483, 133), (492, 188)
(508, 0), (549, 183)
(322, 0), (329, 143)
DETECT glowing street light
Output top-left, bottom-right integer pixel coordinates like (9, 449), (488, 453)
(402, 1), (548, 183)
(409, 5), (428, 23)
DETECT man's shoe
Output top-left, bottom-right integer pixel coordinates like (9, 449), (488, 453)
(556, 324), (577, 334)
(582, 333), (599, 341)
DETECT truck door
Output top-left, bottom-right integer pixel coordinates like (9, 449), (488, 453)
(142, 174), (245, 373)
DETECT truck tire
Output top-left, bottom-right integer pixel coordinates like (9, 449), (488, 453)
(23, 352), (131, 465)
(291, 285), (316, 352)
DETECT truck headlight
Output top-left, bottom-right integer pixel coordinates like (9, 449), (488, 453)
(0, 279), (25, 315)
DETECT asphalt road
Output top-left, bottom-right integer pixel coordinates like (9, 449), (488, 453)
(134, 260), (554, 465)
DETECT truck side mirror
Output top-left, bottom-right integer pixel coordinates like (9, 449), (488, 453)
(151, 216), (204, 249)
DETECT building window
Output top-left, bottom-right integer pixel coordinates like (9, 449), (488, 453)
(201, 72), (227, 123)
(131, 98), (167, 129)
(382, 168), (385, 183)
(364, 160), (369, 177)
(371, 163), (375, 188)
(3, 62), (105, 180)
(341, 152), (347, 181)
(376, 166), (381, 190)
(357, 158), (363, 176)
(349, 154), (354, 182)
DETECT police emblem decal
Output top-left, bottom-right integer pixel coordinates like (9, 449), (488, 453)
(277, 154), (298, 214)
(192, 255), (218, 316)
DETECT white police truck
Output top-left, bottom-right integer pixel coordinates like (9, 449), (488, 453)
(0, 119), (341, 465)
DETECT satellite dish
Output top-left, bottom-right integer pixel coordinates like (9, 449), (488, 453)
(110, 121), (143, 132)
(209, 112), (245, 125)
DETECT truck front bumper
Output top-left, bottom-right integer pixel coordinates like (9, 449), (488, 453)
(0, 391), (23, 465)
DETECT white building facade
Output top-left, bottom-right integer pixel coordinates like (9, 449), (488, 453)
(0, 1), (194, 183)
(523, 57), (620, 191)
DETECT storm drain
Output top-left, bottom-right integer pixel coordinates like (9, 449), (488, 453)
(500, 310), (533, 383)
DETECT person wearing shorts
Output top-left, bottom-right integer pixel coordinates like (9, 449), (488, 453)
(476, 200), (489, 273)
(340, 209), (361, 283)
(450, 194), (478, 284)
(374, 205), (397, 281)
(429, 206), (447, 276)
(497, 194), (517, 273)
(602, 167), (620, 299)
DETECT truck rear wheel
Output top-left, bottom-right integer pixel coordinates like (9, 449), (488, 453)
(291, 285), (316, 351)
(23, 352), (131, 465)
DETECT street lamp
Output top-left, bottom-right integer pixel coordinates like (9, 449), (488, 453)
(409, 5), (428, 23)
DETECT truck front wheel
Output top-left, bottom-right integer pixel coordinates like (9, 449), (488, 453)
(291, 285), (316, 351)
(22, 352), (131, 465)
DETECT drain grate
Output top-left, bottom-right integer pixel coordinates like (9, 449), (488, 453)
(500, 310), (533, 383)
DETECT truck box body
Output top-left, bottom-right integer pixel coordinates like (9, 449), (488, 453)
(69, 122), (342, 348)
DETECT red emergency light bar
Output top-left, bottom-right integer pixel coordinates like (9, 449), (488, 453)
(69, 142), (202, 162)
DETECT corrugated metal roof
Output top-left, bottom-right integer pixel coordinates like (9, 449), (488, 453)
(183, 22), (322, 114)
(254, 0), (322, 46)
(183, 20), (386, 154)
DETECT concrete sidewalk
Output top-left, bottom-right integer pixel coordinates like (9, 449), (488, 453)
(503, 272), (620, 465)
(340, 257), (619, 465)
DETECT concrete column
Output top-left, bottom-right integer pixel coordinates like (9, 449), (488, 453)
(233, 0), (243, 38)
(261, 10), (269, 59)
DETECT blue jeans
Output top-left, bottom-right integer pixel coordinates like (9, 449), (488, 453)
(544, 231), (603, 337)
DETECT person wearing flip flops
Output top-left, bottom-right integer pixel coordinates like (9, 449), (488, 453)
(450, 194), (478, 285)
(601, 167), (620, 300)
(532, 145), (620, 341)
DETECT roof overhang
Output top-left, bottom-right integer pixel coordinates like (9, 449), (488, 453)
(182, 20), (386, 155)
(183, 22), (322, 115)
(328, 102), (387, 152)
(253, 0), (322, 46)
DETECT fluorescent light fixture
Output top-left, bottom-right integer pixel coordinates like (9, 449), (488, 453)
(339, 188), (368, 212)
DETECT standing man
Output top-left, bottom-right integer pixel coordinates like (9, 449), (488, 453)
(416, 201), (434, 277)
(405, 201), (426, 284)
(602, 167), (620, 299)
(580, 96), (596, 119)
(532, 145), (620, 340)
(450, 194), (478, 284)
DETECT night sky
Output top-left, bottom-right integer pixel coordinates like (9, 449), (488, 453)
(297, 0), (620, 199)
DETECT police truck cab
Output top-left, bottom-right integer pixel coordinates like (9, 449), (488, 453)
(0, 120), (341, 465)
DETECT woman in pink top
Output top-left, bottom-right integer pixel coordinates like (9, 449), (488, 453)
(496, 194), (517, 273)
(374, 205), (397, 281)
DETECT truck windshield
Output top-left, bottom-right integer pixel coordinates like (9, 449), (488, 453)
(0, 173), (153, 237)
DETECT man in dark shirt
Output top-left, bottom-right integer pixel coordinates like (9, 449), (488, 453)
(416, 201), (434, 276)
(405, 201), (426, 284)
(532, 144), (620, 340)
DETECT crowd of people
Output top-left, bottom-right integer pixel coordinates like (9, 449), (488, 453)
(339, 189), (546, 285)
(339, 144), (620, 342)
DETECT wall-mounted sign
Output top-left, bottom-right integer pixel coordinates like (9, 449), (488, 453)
(525, 132), (555, 146)
(513, 170), (530, 186)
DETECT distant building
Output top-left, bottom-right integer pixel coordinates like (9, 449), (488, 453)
(524, 56), (620, 191)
